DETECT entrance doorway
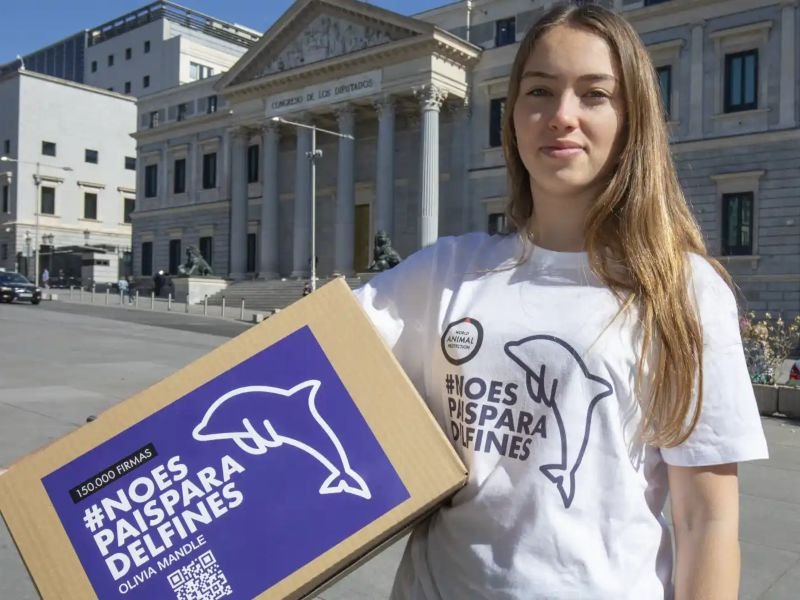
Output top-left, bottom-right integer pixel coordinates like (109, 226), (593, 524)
(354, 204), (371, 273)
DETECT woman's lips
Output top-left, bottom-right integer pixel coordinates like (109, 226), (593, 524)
(541, 146), (585, 158)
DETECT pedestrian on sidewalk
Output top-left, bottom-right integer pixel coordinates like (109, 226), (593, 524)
(41, 268), (49, 288)
(355, 5), (768, 600)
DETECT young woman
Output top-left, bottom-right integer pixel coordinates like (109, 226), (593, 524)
(356, 4), (768, 599)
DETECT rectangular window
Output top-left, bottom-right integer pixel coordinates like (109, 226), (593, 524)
(1, 243), (7, 260)
(107, 54), (114, 67)
(174, 158), (186, 194)
(724, 49), (758, 113)
(141, 241), (153, 276)
(144, 41), (151, 53)
(149, 110), (159, 128)
(202, 153), (217, 189)
(722, 192), (754, 256)
(124, 81), (131, 94)
(145, 164), (158, 198)
(189, 62), (214, 81)
(2, 185), (8, 212)
(495, 17), (516, 47)
(125, 156), (136, 170)
(143, 75), (150, 88)
(169, 239), (181, 275)
(247, 144), (259, 183)
(124, 197), (135, 223)
(177, 103), (187, 122)
(656, 65), (671, 119)
(125, 48), (132, 60)
(40, 186), (55, 215)
(488, 212), (507, 235)
(489, 97), (506, 148)
(644, 0), (671, 5)
(84, 192), (98, 220)
(246, 233), (257, 273)
(3, 139), (9, 154)
(42, 141), (56, 156)
(207, 95), (218, 114)
(91, 60), (97, 73)
(85, 149), (98, 164)
(199, 236), (213, 267)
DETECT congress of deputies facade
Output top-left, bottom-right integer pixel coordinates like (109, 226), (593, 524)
(132, 0), (800, 312)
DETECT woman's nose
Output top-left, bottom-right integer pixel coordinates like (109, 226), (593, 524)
(548, 93), (579, 131)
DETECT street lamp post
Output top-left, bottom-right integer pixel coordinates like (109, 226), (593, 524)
(270, 115), (354, 292)
(0, 156), (72, 286)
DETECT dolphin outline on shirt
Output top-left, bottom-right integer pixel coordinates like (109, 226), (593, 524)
(192, 379), (372, 500)
(504, 335), (614, 509)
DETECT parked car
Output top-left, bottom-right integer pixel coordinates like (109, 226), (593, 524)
(0, 272), (42, 305)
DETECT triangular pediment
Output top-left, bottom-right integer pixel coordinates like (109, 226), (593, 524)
(219, 0), (433, 90)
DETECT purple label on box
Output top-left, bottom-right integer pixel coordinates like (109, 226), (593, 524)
(42, 326), (410, 599)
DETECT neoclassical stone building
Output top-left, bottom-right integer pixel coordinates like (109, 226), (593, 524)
(132, 0), (800, 313)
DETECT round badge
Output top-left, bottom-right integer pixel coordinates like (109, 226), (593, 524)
(441, 318), (484, 365)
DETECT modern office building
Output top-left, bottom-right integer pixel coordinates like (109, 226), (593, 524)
(0, 70), (137, 280)
(115, 0), (800, 312)
(0, 1), (260, 97)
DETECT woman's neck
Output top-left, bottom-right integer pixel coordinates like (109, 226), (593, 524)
(528, 183), (594, 252)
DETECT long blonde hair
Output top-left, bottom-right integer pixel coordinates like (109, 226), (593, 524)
(502, 4), (731, 447)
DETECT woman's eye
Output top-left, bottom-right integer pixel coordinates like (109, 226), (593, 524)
(525, 88), (549, 97)
(586, 90), (611, 99)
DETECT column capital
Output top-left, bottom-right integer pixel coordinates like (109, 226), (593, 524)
(690, 19), (706, 30)
(335, 104), (356, 128)
(415, 84), (448, 111)
(260, 120), (281, 135)
(373, 95), (396, 116)
(781, 0), (798, 9)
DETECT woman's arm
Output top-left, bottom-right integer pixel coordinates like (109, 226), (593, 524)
(668, 463), (741, 600)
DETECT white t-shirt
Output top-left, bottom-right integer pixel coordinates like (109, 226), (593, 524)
(355, 232), (768, 600)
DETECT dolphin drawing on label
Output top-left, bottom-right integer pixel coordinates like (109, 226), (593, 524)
(504, 335), (613, 509)
(192, 379), (371, 500)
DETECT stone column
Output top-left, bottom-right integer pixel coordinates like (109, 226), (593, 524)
(779, 1), (797, 127)
(689, 22), (704, 138)
(187, 135), (198, 202)
(374, 96), (395, 238)
(228, 130), (249, 279)
(291, 123), (312, 278)
(334, 106), (355, 276)
(416, 84), (448, 248)
(258, 122), (280, 278)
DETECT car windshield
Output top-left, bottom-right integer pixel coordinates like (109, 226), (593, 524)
(0, 273), (32, 285)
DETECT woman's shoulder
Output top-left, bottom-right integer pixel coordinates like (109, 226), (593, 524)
(399, 231), (519, 275)
(686, 253), (733, 299)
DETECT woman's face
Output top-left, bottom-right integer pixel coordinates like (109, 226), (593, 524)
(512, 25), (625, 199)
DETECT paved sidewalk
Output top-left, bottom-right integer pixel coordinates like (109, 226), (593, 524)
(0, 301), (798, 599)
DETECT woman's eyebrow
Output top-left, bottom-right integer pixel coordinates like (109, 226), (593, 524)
(521, 70), (617, 83)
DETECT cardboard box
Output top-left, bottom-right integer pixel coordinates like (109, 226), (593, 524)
(0, 278), (467, 600)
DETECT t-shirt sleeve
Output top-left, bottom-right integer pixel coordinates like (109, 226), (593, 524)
(352, 244), (440, 398)
(660, 255), (769, 466)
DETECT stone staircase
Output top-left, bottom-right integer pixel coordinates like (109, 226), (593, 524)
(203, 275), (373, 312)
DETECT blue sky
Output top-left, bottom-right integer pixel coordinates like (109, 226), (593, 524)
(0, 0), (456, 64)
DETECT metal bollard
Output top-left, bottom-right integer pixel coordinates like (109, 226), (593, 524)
(91, 287), (96, 303)
(203, 295), (208, 316)
(240, 298), (245, 321)
(69, 285), (73, 300)
(119, 291), (124, 305)
(167, 293), (172, 311)
(221, 296), (226, 318)
(105, 289), (109, 305)
(80, 287), (83, 302)
(184, 297), (189, 313)
(150, 292), (155, 310)
(134, 290), (139, 307)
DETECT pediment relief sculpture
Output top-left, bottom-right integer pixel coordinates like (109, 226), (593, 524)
(261, 14), (398, 76)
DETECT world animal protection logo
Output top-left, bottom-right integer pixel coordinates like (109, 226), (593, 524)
(42, 326), (409, 600)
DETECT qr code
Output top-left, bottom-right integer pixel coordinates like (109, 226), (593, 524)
(168, 550), (233, 600)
